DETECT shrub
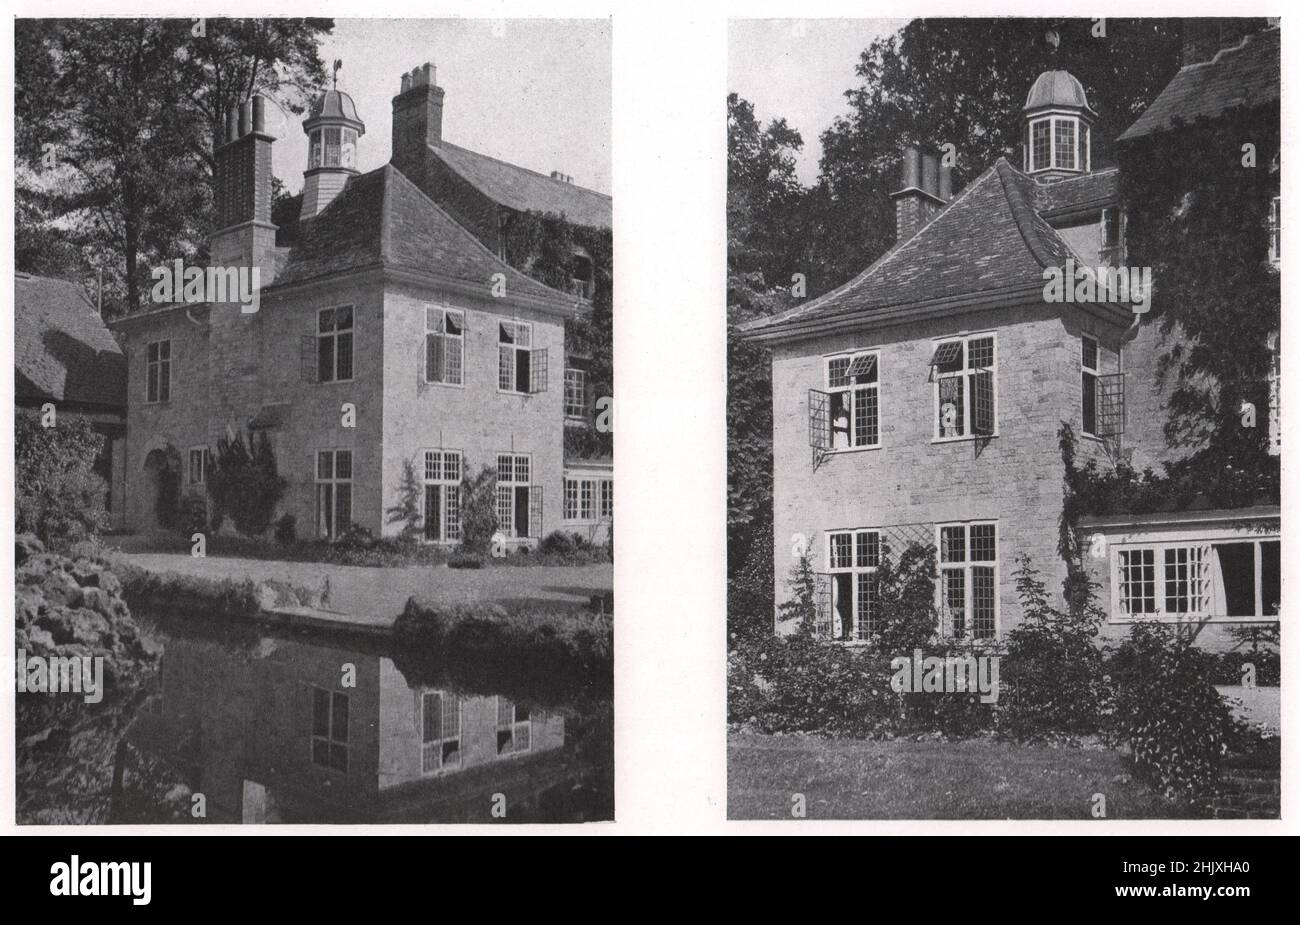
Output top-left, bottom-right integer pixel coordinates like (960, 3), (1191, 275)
(448, 553), (484, 569)
(385, 459), (423, 539)
(728, 516), (773, 647)
(459, 464), (499, 555)
(180, 494), (208, 536)
(206, 431), (287, 536)
(997, 556), (1106, 741)
(872, 541), (939, 654)
(539, 530), (582, 557)
(777, 554), (818, 633)
(1104, 622), (1241, 806)
(335, 522), (376, 550)
(273, 513), (297, 545)
(15, 412), (109, 548)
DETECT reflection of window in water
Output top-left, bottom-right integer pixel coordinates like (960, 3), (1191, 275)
(496, 698), (532, 755)
(311, 687), (349, 772)
(421, 691), (462, 774)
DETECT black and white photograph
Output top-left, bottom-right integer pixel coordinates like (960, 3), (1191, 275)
(727, 17), (1281, 820)
(13, 16), (613, 824)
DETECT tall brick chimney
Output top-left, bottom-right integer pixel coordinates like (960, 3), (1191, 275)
(391, 63), (445, 167)
(890, 147), (949, 245)
(210, 95), (278, 282)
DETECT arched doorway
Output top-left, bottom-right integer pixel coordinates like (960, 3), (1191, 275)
(141, 446), (182, 530)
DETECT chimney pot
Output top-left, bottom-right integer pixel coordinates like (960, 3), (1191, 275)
(251, 95), (265, 134)
(237, 101), (251, 137)
(401, 73), (411, 93)
(921, 154), (939, 198)
(225, 106), (239, 144)
(903, 147), (921, 189)
(938, 163), (952, 201)
(421, 63), (436, 86)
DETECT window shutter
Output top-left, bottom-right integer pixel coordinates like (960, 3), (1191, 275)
(300, 335), (318, 383)
(529, 485), (543, 538)
(1096, 373), (1126, 437)
(426, 333), (445, 382)
(813, 573), (831, 638)
(808, 389), (830, 449)
(529, 347), (549, 394)
(972, 370), (995, 436)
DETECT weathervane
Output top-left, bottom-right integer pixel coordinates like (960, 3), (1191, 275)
(333, 59), (343, 89)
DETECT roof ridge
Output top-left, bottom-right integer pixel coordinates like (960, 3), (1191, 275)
(995, 159), (1063, 269)
(385, 164), (578, 304)
(434, 140), (612, 201)
(1181, 25), (1275, 74)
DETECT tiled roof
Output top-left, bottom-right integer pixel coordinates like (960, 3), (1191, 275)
(1119, 27), (1279, 142)
(428, 141), (612, 229)
(274, 164), (577, 309)
(743, 159), (1081, 334)
(1036, 168), (1119, 217)
(15, 273), (126, 412)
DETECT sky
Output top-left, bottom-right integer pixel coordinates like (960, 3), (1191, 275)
(266, 18), (611, 196)
(728, 18), (906, 186)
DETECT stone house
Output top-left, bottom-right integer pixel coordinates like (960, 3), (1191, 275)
(109, 64), (611, 549)
(742, 23), (1279, 648)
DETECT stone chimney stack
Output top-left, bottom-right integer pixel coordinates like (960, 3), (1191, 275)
(391, 61), (446, 167)
(210, 95), (278, 282)
(890, 147), (949, 245)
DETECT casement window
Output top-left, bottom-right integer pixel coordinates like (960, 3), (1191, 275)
(187, 446), (210, 485)
(496, 697), (532, 755)
(564, 477), (612, 523)
(420, 691), (462, 774)
(311, 687), (349, 772)
(1269, 195), (1281, 266)
(146, 339), (171, 403)
(315, 450), (353, 540)
(822, 529), (882, 641)
(810, 350), (880, 451)
(422, 450), (462, 542)
(1102, 205), (1123, 255)
(938, 522), (998, 640)
(496, 453), (541, 538)
(1026, 116), (1089, 173)
(314, 306), (354, 383)
(1082, 336), (1100, 437)
(1080, 335), (1125, 439)
(931, 334), (995, 440)
(564, 367), (587, 418)
(308, 126), (358, 170)
(1115, 539), (1280, 620)
(425, 307), (465, 386)
(599, 479), (614, 520)
(498, 321), (548, 394)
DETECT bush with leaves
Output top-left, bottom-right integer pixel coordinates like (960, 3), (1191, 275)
(458, 464), (499, 555)
(15, 411), (109, 548)
(1104, 622), (1242, 807)
(385, 459), (423, 539)
(728, 515), (774, 646)
(273, 513), (297, 544)
(872, 541), (939, 654)
(997, 555), (1107, 741)
(206, 430), (287, 536)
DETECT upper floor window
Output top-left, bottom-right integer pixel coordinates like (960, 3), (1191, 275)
(316, 306), (354, 383)
(498, 321), (548, 394)
(1100, 207), (1124, 258)
(826, 350), (880, 450)
(564, 367), (587, 418)
(146, 339), (171, 403)
(425, 306), (464, 386)
(1026, 116), (1089, 174)
(1269, 195), (1281, 267)
(931, 334), (995, 440)
(1082, 336), (1100, 437)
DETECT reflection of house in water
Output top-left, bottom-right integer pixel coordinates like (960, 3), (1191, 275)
(128, 632), (603, 823)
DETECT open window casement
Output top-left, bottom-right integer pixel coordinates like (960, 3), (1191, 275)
(813, 572), (832, 637)
(528, 347), (549, 394)
(971, 370), (995, 436)
(928, 340), (963, 372)
(808, 389), (831, 449)
(528, 485), (544, 538)
(1095, 373), (1126, 438)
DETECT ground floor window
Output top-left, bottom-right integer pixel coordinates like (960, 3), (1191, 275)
(938, 521), (997, 639)
(311, 687), (348, 772)
(496, 697), (532, 755)
(187, 446), (210, 485)
(421, 691), (462, 774)
(823, 528), (881, 641)
(496, 453), (539, 538)
(1115, 538), (1280, 619)
(315, 450), (353, 540)
(564, 476), (613, 523)
(422, 450), (462, 542)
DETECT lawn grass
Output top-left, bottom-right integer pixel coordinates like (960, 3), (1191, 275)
(728, 733), (1188, 820)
